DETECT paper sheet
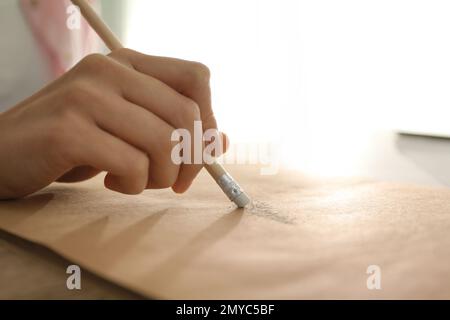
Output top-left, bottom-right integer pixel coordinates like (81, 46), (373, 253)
(1, 165), (450, 299)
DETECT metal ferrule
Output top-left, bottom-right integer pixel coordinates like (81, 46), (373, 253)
(216, 173), (244, 202)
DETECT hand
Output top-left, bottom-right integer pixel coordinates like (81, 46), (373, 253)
(0, 49), (226, 200)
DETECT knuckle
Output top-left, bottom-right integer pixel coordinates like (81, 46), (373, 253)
(113, 47), (134, 58)
(192, 62), (211, 80)
(79, 53), (111, 75)
(179, 99), (201, 126)
(80, 53), (103, 69)
(185, 61), (211, 86)
(63, 80), (94, 105)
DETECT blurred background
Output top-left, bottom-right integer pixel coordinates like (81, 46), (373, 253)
(102, 0), (450, 184)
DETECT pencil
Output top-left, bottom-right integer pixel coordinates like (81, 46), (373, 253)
(70, 0), (251, 208)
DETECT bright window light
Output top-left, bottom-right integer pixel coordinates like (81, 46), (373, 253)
(125, 0), (450, 177)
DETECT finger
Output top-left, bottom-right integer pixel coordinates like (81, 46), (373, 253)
(109, 48), (217, 130)
(208, 131), (229, 157)
(71, 126), (150, 195)
(221, 132), (230, 154)
(171, 130), (229, 194)
(172, 126), (204, 194)
(86, 93), (180, 189)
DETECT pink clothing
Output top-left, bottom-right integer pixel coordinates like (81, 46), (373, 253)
(20, 0), (98, 78)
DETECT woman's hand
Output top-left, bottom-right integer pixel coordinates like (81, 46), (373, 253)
(0, 49), (224, 200)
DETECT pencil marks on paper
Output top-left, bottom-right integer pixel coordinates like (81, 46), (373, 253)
(245, 201), (294, 225)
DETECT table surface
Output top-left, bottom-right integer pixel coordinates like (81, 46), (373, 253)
(1, 131), (450, 299)
(0, 229), (141, 299)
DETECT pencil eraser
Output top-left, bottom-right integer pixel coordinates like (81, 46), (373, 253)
(234, 192), (251, 208)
